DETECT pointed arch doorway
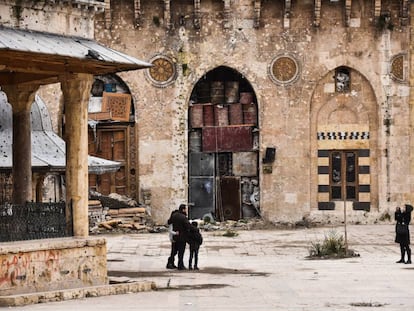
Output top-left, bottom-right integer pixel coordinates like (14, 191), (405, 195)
(188, 66), (260, 221)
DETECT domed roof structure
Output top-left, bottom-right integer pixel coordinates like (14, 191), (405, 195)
(0, 91), (120, 174)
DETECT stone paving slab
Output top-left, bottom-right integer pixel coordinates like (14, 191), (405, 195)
(7, 224), (414, 310)
(0, 281), (156, 307)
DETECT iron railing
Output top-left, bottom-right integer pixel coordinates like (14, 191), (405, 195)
(0, 202), (72, 242)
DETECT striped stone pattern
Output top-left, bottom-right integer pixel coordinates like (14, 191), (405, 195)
(317, 149), (370, 211)
(317, 131), (370, 140)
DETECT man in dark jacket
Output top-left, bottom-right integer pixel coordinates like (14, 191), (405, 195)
(168, 204), (192, 270)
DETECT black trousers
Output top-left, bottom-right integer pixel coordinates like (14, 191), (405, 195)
(175, 240), (187, 268)
(189, 245), (200, 268)
(167, 242), (177, 266)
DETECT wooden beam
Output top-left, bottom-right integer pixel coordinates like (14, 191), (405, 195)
(0, 72), (58, 86)
(0, 51), (145, 77)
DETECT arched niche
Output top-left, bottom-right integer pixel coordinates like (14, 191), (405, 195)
(310, 66), (379, 212)
(187, 66), (261, 221)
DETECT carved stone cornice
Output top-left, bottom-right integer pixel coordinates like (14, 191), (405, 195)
(374, 0), (381, 18)
(223, 0), (231, 29)
(254, 0), (261, 29)
(401, 0), (409, 26)
(284, 0), (291, 29)
(345, 0), (352, 26)
(164, 0), (172, 30)
(134, 0), (141, 27)
(314, 0), (321, 27)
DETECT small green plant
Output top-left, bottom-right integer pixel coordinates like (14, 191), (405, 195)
(222, 229), (238, 237)
(182, 63), (189, 76)
(308, 230), (346, 258)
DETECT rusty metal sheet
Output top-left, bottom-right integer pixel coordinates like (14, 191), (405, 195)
(189, 152), (214, 176)
(232, 152), (258, 176)
(202, 126), (253, 152)
(188, 177), (215, 219)
(219, 176), (241, 221)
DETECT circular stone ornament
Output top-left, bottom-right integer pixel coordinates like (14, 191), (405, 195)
(146, 55), (177, 87)
(390, 54), (405, 82)
(268, 54), (300, 85)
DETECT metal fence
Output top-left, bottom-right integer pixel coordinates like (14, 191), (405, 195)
(0, 202), (72, 242)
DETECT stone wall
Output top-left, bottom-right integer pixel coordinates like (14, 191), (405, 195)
(0, 237), (107, 296)
(90, 1), (410, 225)
(0, 0), (104, 38)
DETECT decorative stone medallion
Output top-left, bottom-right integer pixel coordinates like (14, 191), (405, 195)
(390, 54), (405, 82)
(146, 54), (177, 87)
(268, 54), (300, 85)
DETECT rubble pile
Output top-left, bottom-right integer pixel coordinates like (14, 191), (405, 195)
(88, 192), (152, 234)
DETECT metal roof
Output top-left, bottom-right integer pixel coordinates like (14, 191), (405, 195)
(0, 26), (152, 82)
(0, 92), (121, 174)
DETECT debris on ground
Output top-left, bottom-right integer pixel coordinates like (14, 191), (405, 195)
(88, 192), (153, 234)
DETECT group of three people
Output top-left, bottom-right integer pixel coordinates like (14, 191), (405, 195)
(166, 204), (203, 270)
(166, 202), (412, 267)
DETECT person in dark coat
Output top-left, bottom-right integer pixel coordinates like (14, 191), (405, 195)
(168, 204), (192, 270)
(188, 221), (203, 270)
(166, 209), (179, 269)
(395, 204), (413, 264)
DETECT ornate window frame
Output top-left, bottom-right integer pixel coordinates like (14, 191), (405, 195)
(390, 53), (407, 83)
(268, 53), (300, 86)
(145, 54), (177, 88)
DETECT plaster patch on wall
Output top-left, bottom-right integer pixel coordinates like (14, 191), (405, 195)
(324, 83), (335, 93)
(349, 18), (361, 28)
(140, 140), (172, 164)
(285, 192), (297, 204)
(397, 85), (409, 97)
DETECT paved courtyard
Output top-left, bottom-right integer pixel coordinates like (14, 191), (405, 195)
(9, 224), (414, 310)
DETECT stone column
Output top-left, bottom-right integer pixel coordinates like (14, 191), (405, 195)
(61, 73), (93, 237)
(410, 5), (414, 203)
(2, 84), (38, 204)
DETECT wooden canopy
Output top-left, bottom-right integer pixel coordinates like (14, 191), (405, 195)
(0, 26), (151, 86)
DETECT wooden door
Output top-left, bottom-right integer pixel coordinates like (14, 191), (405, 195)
(88, 128), (128, 196)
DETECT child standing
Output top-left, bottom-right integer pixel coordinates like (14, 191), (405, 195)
(188, 221), (203, 270)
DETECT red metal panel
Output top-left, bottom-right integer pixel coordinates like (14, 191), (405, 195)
(203, 104), (215, 126)
(218, 126), (253, 152)
(202, 126), (253, 152)
(202, 127), (218, 152)
(242, 103), (257, 125)
(214, 105), (229, 126)
(219, 176), (241, 221)
(240, 92), (253, 104)
(190, 105), (204, 128)
(229, 103), (243, 125)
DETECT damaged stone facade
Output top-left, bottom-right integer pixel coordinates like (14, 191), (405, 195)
(33, 0), (414, 225)
(88, 0), (414, 225)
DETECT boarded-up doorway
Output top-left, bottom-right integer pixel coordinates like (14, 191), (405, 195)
(188, 66), (260, 221)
